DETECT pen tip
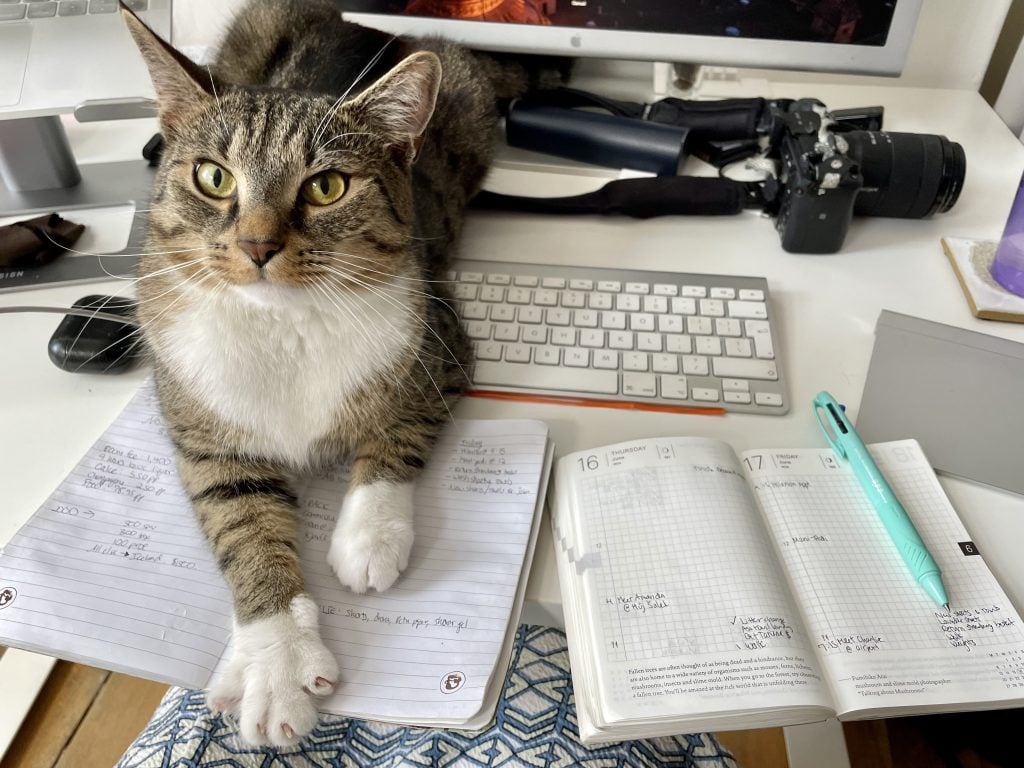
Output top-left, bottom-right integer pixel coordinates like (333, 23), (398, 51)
(943, 603), (950, 613)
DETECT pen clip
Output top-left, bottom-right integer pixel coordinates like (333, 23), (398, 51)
(813, 390), (851, 460)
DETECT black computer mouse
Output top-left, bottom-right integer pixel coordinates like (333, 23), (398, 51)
(48, 295), (142, 374)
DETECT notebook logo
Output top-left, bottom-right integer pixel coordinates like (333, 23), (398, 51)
(959, 541), (981, 557)
(0, 587), (16, 610)
(440, 671), (465, 693)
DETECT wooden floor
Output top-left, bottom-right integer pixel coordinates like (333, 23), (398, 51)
(3, 661), (1017, 768)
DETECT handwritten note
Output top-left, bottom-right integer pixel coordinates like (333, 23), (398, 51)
(0, 382), (550, 727)
(745, 441), (1024, 711)
(0, 385), (231, 688)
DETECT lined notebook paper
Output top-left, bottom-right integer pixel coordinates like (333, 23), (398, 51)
(0, 384), (552, 727)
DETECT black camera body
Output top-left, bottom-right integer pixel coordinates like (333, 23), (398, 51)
(763, 100), (966, 254)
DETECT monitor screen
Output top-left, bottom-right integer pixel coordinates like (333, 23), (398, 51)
(341, 0), (923, 76)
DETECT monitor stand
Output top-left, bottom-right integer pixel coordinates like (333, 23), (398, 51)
(0, 115), (153, 293)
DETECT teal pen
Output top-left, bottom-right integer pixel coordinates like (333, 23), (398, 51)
(813, 391), (950, 611)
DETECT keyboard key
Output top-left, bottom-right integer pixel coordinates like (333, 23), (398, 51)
(665, 334), (692, 354)
(546, 307), (571, 326)
(722, 378), (749, 392)
(654, 283), (678, 296)
(682, 285), (707, 298)
(121, 0), (147, 8)
(486, 273), (510, 284)
(682, 355), (710, 376)
(695, 336), (722, 356)
(658, 315), (683, 333)
(522, 326), (548, 344)
(692, 387), (721, 402)
(715, 317), (743, 337)
(494, 324), (519, 341)
(630, 313), (655, 332)
(711, 287), (736, 299)
(687, 316), (713, 335)
(597, 280), (621, 292)
(643, 295), (668, 313)
(616, 294), (640, 312)
(505, 344), (531, 362)
(579, 329), (604, 348)
(622, 373), (656, 397)
(562, 290), (586, 308)
(712, 357), (779, 380)
(755, 392), (784, 407)
(541, 277), (566, 289)
(652, 353), (678, 373)
(671, 297), (697, 315)
(569, 278), (594, 290)
(563, 348), (590, 367)
(725, 338), (753, 357)
(479, 285), (504, 302)
(453, 283), (477, 299)
(593, 349), (619, 369)
(460, 271), (483, 283)
(461, 302), (488, 320)
(660, 375), (688, 399)
(622, 352), (648, 372)
(0, 4), (26, 18)
(518, 306), (543, 324)
(625, 282), (649, 294)
(513, 275), (538, 287)
(573, 309), (599, 328)
(507, 287), (532, 304)
(27, 3), (57, 17)
(491, 305), (516, 322)
(601, 311), (627, 330)
(608, 331), (633, 350)
(551, 327), (576, 345)
(745, 320), (775, 358)
(465, 321), (491, 339)
(728, 299), (768, 319)
(534, 288), (559, 306)
(535, 346), (560, 365)
(588, 292), (613, 310)
(699, 298), (725, 317)
(474, 361), (618, 394)
(724, 391), (752, 404)
(739, 288), (765, 301)
(636, 332), (662, 352)
(58, 0), (88, 15)
(474, 341), (502, 361)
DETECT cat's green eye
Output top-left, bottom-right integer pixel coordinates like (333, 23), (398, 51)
(194, 161), (237, 199)
(301, 171), (348, 206)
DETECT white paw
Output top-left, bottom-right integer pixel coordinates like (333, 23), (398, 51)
(327, 481), (415, 593)
(207, 594), (338, 747)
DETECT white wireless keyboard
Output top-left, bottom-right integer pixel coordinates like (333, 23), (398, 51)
(449, 259), (788, 415)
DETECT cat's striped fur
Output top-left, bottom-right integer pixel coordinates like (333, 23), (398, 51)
(122, 0), (541, 746)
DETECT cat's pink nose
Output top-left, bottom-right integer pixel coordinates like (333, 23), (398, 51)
(237, 239), (282, 267)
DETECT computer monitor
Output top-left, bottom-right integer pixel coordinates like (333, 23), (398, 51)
(341, 0), (924, 78)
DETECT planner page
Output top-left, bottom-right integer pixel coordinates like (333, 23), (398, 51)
(553, 437), (832, 741)
(0, 383), (550, 726)
(744, 440), (1024, 718)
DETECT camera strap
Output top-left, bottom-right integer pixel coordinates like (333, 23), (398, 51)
(470, 176), (763, 219)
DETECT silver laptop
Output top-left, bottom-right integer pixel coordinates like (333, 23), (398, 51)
(0, 0), (170, 116)
(0, 0), (171, 292)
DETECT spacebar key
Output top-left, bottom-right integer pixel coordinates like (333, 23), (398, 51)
(473, 362), (619, 394)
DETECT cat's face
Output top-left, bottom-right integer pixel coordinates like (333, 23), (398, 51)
(123, 9), (440, 300)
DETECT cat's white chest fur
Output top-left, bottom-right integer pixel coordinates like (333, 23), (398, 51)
(159, 281), (415, 464)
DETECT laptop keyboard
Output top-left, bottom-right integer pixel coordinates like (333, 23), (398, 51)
(0, 0), (147, 22)
(450, 259), (788, 415)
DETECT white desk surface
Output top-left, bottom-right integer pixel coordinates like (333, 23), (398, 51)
(3, 82), (1024, 766)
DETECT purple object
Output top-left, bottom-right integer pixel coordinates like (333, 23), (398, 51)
(992, 174), (1024, 295)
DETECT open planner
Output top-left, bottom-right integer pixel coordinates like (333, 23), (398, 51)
(552, 436), (1024, 745)
(0, 384), (554, 730)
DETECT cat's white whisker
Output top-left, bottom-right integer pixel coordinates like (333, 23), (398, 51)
(312, 36), (396, 148)
(317, 263), (470, 398)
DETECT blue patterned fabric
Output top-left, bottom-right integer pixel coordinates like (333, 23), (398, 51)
(117, 624), (740, 767)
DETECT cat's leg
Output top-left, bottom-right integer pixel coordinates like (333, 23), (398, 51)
(328, 421), (439, 593)
(179, 454), (338, 746)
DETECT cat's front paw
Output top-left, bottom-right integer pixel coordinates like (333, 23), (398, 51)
(208, 594), (338, 747)
(327, 481), (414, 593)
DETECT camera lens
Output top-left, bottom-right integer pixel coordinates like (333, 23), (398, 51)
(842, 131), (966, 218)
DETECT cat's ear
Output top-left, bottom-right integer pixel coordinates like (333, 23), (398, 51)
(350, 51), (442, 161)
(121, 5), (216, 132)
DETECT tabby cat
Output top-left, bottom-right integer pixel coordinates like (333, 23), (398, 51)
(122, 0), (540, 746)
